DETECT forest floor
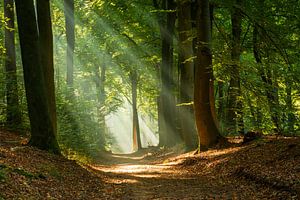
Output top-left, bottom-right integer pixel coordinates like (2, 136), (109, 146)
(0, 129), (300, 199)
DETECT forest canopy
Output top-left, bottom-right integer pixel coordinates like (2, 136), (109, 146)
(0, 0), (299, 156)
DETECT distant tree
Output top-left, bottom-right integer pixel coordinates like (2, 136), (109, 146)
(194, 0), (222, 150)
(130, 70), (142, 151)
(93, 54), (106, 141)
(15, 0), (60, 153)
(64, 0), (75, 87)
(4, 0), (22, 128)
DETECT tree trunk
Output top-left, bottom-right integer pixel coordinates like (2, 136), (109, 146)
(226, 0), (244, 135)
(15, 0), (60, 153)
(94, 57), (106, 140)
(131, 70), (142, 151)
(64, 0), (75, 87)
(253, 25), (281, 133)
(36, 0), (57, 137)
(217, 81), (224, 132)
(178, 0), (198, 150)
(160, 0), (179, 147)
(285, 76), (295, 134)
(4, 0), (22, 128)
(194, 0), (221, 150)
(153, 0), (179, 147)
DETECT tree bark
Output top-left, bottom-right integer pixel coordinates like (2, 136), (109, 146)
(4, 0), (22, 128)
(253, 25), (281, 133)
(64, 0), (75, 87)
(94, 57), (106, 143)
(160, 0), (179, 147)
(178, 0), (198, 150)
(15, 0), (60, 153)
(36, 0), (57, 136)
(194, 0), (221, 150)
(217, 81), (224, 132)
(131, 70), (142, 151)
(226, 0), (244, 135)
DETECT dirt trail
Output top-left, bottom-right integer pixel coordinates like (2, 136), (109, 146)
(88, 141), (300, 200)
(88, 151), (247, 200)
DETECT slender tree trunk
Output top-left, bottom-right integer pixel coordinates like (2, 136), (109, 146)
(161, 0), (179, 147)
(4, 0), (22, 128)
(226, 0), (244, 135)
(154, 0), (179, 147)
(131, 70), (142, 151)
(15, 0), (60, 153)
(253, 25), (281, 133)
(178, 0), (197, 150)
(284, 61), (295, 134)
(194, 0), (221, 150)
(285, 75), (295, 134)
(94, 57), (106, 141)
(64, 0), (75, 87)
(217, 81), (224, 132)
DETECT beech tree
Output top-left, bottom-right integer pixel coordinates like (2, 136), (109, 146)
(64, 0), (75, 87)
(15, 0), (60, 153)
(226, 0), (244, 135)
(194, 0), (222, 150)
(177, 0), (198, 150)
(4, 0), (21, 128)
(154, 0), (180, 147)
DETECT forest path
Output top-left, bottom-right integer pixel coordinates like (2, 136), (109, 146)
(87, 139), (300, 199)
(87, 149), (248, 199)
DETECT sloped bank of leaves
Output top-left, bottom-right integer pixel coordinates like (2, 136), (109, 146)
(174, 137), (300, 199)
(0, 130), (124, 199)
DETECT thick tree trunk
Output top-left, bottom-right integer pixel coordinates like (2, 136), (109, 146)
(36, 0), (57, 136)
(4, 0), (22, 128)
(178, 0), (198, 150)
(64, 0), (75, 86)
(226, 0), (244, 135)
(15, 0), (60, 153)
(131, 71), (142, 151)
(194, 0), (221, 150)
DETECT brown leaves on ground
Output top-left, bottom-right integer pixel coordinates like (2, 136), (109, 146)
(0, 130), (123, 199)
(1, 130), (300, 199)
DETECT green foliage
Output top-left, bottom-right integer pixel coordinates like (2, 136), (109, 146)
(56, 89), (106, 158)
(212, 0), (300, 135)
(0, 165), (7, 182)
